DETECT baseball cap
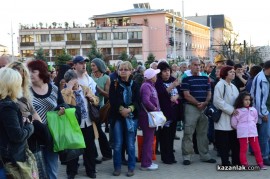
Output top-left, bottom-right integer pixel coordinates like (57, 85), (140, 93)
(144, 68), (160, 80)
(72, 56), (90, 64)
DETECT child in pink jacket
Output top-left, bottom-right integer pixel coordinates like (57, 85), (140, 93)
(231, 92), (266, 170)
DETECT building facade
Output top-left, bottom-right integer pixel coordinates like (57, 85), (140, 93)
(19, 5), (211, 62)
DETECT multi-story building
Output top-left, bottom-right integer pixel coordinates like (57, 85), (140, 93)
(19, 3), (211, 62)
(0, 44), (9, 56)
(186, 14), (237, 60)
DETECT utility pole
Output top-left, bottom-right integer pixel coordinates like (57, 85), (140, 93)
(8, 21), (15, 61)
(182, 0), (186, 60)
(209, 16), (213, 62)
(173, 11), (176, 59)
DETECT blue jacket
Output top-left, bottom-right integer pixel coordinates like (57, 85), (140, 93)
(250, 70), (269, 124)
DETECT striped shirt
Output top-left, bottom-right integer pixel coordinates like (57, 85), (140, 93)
(181, 73), (211, 103)
(32, 83), (59, 124)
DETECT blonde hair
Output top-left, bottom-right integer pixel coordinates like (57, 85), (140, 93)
(119, 61), (133, 71)
(6, 61), (33, 102)
(0, 68), (22, 101)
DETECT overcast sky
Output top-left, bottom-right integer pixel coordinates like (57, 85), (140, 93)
(1, 0), (269, 55)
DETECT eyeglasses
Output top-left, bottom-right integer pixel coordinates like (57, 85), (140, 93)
(119, 69), (130, 71)
(209, 66), (215, 68)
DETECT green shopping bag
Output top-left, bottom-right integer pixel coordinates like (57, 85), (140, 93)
(47, 108), (86, 152)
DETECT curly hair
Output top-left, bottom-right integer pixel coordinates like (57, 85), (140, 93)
(234, 91), (253, 109)
(27, 60), (50, 83)
(157, 61), (171, 77)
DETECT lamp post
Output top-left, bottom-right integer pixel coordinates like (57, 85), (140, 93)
(8, 22), (15, 61)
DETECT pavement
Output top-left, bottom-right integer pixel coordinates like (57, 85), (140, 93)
(57, 129), (270, 179)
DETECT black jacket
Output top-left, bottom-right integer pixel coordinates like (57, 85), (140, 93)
(0, 97), (34, 163)
(109, 77), (140, 125)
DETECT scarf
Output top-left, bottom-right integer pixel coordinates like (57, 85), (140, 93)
(74, 90), (88, 120)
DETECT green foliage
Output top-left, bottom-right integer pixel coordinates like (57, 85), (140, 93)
(118, 51), (129, 61)
(55, 49), (72, 66)
(130, 56), (138, 69)
(34, 48), (47, 61)
(145, 53), (155, 68)
(87, 41), (103, 61)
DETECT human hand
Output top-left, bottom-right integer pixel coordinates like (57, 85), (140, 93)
(262, 115), (268, 122)
(172, 79), (180, 87)
(86, 95), (94, 102)
(66, 79), (76, 89)
(232, 109), (239, 116)
(197, 102), (207, 110)
(58, 107), (65, 116)
(170, 95), (179, 103)
(120, 108), (130, 118)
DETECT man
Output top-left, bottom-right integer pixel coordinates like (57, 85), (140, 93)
(73, 56), (97, 94)
(0, 55), (10, 68)
(181, 57), (216, 165)
(209, 54), (226, 81)
(204, 61), (215, 75)
(233, 63), (248, 92)
(250, 60), (270, 166)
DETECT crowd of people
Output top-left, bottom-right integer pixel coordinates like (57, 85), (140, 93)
(0, 53), (269, 179)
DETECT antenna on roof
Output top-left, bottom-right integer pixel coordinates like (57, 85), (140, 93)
(133, 3), (151, 9)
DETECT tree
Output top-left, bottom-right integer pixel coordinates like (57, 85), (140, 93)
(55, 49), (72, 66)
(65, 22), (69, 29)
(34, 48), (47, 61)
(39, 22), (43, 29)
(118, 51), (129, 61)
(52, 22), (57, 28)
(145, 53), (155, 68)
(87, 41), (103, 61)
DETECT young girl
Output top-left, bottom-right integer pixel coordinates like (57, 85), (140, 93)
(231, 92), (266, 170)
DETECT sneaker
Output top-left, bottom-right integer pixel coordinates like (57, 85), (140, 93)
(140, 164), (158, 171)
(259, 164), (267, 170)
(183, 160), (191, 165)
(113, 170), (121, 176)
(126, 170), (134, 177)
(151, 163), (158, 167)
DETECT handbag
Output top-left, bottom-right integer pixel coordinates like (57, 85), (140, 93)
(3, 148), (39, 179)
(46, 108), (86, 152)
(87, 100), (100, 123)
(99, 100), (110, 124)
(204, 85), (226, 123)
(141, 103), (166, 128)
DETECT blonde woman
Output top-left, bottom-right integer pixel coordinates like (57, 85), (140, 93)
(109, 61), (140, 177)
(0, 68), (34, 176)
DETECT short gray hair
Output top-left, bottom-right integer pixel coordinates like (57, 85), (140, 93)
(64, 69), (77, 83)
(179, 62), (187, 67)
(189, 57), (200, 65)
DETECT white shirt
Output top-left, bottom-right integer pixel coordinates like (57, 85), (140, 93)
(78, 74), (97, 95)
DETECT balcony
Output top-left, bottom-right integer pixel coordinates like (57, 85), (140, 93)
(66, 41), (80, 45)
(128, 39), (143, 43)
(20, 42), (34, 47)
(81, 40), (94, 45)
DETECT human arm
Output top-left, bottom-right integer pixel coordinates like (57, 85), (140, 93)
(231, 111), (238, 129)
(141, 84), (158, 111)
(84, 86), (99, 106)
(96, 77), (110, 98)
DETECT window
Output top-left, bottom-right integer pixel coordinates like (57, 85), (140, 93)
(36, 34), (50, 42)
(67, 33), (80, 41)
(51, 34), (64, 41)
(114, 47), (126, 55)
(21, 50), (34, 57)
(82, 48), (90, 56)
(67, 49), (80, 56)
(128, 31), (142, 39)
(82, 33), (95, 41)
(129, 47), (142, 55)
(51, 49), (63, 56)
(101, 48), (111, 55)
(97, 33), (111, 40)
(21, 35), (34, 42)
(113, 32), (127, 40)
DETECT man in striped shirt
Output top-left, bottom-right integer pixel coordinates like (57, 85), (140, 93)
(181, 57), (216, 165)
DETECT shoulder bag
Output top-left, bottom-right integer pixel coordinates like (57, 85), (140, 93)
(141, 103), (166, 128)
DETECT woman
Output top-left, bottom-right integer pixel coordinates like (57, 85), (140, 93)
(109, 61), (140, 177)
(155, 61), (180, 164)
(213, 66), (240, 166)
(91, 58), (112, 161)
(61, 69), (99, 179)
(7, 61), (51, 178)
(139, 68), (160, 171)
(0, 68), (34, 177)
(27, 60), (65, 179)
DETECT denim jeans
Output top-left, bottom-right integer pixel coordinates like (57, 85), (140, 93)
(0, 168), (6, 179)
(44, 148), (59, 179)
(257, 115), (270, 159)
(113, 119), (137, 171)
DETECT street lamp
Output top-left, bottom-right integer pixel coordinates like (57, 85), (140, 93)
(8, 22), (15, 61)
